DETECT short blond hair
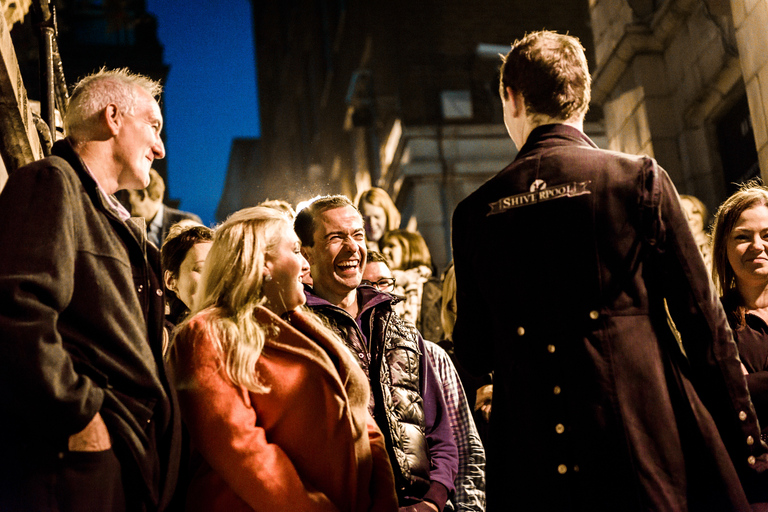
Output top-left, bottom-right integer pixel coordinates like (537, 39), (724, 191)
(65, 67), (162, 141)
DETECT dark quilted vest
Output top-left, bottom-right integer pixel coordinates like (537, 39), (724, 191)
(313, 299), (431, 499)
(370, 310), (430, 497)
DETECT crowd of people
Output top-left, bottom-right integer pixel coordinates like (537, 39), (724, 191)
(4, 29), (768, 512)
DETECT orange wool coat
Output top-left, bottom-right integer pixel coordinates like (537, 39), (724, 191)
(173, 306), (398, 512)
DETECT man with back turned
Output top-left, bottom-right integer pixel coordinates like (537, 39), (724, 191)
(452, 30), (768, 511)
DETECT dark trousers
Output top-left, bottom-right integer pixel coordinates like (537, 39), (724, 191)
(0, 448), (126, 512)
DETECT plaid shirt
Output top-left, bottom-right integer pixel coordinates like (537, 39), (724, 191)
(425, 341), (486, 511)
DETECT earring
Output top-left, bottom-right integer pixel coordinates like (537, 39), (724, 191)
(264, 273), (272, 282)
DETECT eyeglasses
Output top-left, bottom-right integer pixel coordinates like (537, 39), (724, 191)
(361, 277), (396, 292)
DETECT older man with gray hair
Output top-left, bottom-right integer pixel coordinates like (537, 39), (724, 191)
(0, 68), (181, 511)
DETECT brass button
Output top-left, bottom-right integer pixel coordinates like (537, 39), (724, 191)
(156, 288), (163, 296)
(748, 436), (755, 446)
(555, 423), (565, 434)
(739, 411), (748, 421)
(517, 326), (525, 336)
(137, 284), (144, 293)
(557, 464), (567, 474)
(553, 385), (561, 395)
(547, 344), (556, 353)
(748, 455), (756, 465)
(589, 310), (599, 320)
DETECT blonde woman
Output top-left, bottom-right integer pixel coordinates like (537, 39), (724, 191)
(171, 206), (397, 512)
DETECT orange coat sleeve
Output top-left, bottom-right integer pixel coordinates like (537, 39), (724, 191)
(365, 414), (398, 512)
(174, 319), (338, 512)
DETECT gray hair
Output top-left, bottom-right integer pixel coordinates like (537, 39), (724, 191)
(64, 67), (162, 141)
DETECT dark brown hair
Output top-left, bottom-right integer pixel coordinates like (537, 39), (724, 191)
(500, 30), (591, 121)
(294, 195), (357, 247)
(366, 250), (389, 265)
(711, 181), (768, 326)
(161, 223), (215, 279)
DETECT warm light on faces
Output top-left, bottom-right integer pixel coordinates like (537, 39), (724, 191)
(362, 261), (395, 293)
(727, 205), (768, 288)
(263, 224), (309, 316)
(166, 241), (212, 309)
(115, 87), (165, 191)
(361, 202), (387, 243)
(305, 206), (367, 303)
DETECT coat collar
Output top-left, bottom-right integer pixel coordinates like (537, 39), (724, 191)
(52, 138), (147, 249)
(254, 306), (352, 392)
(516, 123), (598, 159)
(304, 284), (393, 320)
(52, 139), (126, 220)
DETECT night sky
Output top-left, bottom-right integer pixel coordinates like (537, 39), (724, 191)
(145, 0), (260, 226)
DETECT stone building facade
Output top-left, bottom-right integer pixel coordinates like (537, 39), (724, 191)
(250, 0), (597, 271)
(589, 0), (765, 217)
(6, 0), (169, 180)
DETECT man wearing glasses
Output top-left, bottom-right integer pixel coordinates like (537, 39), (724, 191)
(362, 252), (487, 512)
(361, 251), (397, 293)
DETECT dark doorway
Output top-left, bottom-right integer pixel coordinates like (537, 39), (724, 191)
(717, 94), (760, 194)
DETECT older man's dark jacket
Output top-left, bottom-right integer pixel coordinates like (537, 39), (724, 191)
(452, 124), (768, 511)
(0, 139), (181, 510)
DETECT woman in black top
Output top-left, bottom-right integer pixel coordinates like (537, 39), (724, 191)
(712, 182), (768, 441)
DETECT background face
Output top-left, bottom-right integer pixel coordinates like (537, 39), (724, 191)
(173, 241), (212, 308)
(361, 201), (387, 242)
(362, 261), (395, 293)
(680, 197), (704, 235)
(126, 189), (154, 219)
(381, 240), (403, 270)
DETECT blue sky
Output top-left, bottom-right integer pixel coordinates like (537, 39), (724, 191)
(145, 0), (260, 226)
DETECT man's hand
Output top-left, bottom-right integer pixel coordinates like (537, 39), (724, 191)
(398, 501), (439, 512)
(68, 412), (112, 451)
(475, 384), (493, 422)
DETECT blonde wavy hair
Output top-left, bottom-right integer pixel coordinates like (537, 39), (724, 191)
(173, 205), (351, 393)
(181, 206), (287, 392)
